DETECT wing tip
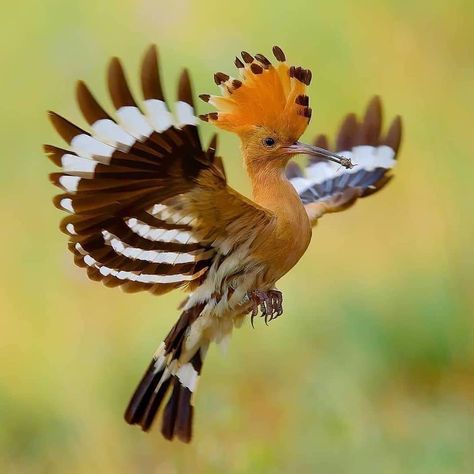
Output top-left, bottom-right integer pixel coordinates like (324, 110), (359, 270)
(383, 114), (402, 153)
(47, 111), (81, 144)
(141, 44), (164, 101)
(178, 68), (194, 106)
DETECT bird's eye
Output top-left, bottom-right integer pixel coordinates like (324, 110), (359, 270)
(263, 137), (276, 147)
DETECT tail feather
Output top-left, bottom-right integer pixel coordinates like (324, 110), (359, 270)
(161, 380), (183, 440)
(162, 348), (204, 441)
(124, 357), (165, 425)
(124, 303), (207, 442)
(174, 384), (193, 441)
(139, 370), (172, 431)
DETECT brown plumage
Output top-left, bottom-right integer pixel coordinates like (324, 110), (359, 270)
(45, 44), (402, 442)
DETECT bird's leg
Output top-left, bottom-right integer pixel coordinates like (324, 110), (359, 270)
(247, 289), (283, 326)
(248, 290), (268, 327)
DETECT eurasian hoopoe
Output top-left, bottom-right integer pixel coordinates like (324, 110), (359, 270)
(45, 45), (402, 442)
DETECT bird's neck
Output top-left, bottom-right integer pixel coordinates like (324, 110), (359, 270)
(246, 160), (305, 221)
(245, 157), (312, 281)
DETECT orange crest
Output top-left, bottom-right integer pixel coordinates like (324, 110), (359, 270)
(199, 46), (312, 141)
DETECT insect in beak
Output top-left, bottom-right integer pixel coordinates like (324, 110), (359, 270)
(285, 142), (354, 169)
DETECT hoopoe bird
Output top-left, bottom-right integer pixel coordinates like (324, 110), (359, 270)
(45, 45), (402, 442)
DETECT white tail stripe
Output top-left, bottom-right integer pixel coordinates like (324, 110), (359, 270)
(92, 118), (135, 149)
(153, 354), (167, 374)
(176, 363), (199, 392)
(71, 134), (114, 162)
(152, 344), (200, 392)
(152, 342), (167, 374)
(116, 106), (153, 139)
(153, 342), (166, 358)
(176, 101), (197, 126)
(144, 99), (174, 132)
(155, 368), (172, 393)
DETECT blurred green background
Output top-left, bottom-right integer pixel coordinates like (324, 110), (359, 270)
(1, 0), (473, 472)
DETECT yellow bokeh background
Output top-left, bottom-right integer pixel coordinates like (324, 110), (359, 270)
(1, 0), (473, 472)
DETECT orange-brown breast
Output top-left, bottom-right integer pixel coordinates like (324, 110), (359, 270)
(249, 164), (312, 285)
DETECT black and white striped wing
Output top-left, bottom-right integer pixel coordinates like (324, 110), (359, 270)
(46, 46), (224, 295)
(286, 96), (402, 224)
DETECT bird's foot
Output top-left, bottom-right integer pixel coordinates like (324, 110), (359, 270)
(247, 289), (283, 327)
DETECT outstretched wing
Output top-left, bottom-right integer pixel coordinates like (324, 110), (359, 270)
(46, 45), (274, 295)
(286, 96), (402, 225)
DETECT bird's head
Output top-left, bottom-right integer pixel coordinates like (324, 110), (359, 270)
(199, 46), (353, 173)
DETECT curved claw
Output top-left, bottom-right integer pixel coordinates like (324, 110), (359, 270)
(246, 289), (284, 327)
(251, 309), (257, 329)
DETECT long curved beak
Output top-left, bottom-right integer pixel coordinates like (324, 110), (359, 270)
(285, 142), (354, 169)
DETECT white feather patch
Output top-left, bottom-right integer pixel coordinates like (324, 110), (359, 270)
(305, 160), (348, 186)
(61, 154), (98, 173)
(148, 204), (197, 227)
(155, 368), (172, 392)
(144, 99), (174, 132)
(175, 101), (197, 126)
(124, 269), (199, 283)
(374, 145), (396, 169)
(92, 118), (135, 150)
(81, 256), (204, 283)
(66, 223), (77, 235)
(150, 203), (168, 215)
(116, 106), (153, 139)
(295, 145), (397, 191)
(153, 354), (167, 374)
(60, 198), (74, 212)
(70, 134), (114, 162)
(289, 177), (312, 194)
(59, 175), (80, 192)
(153, 342), (166, 358)
(84, 255), (96, 266)
(176, 363), (199, 392)
(152, 342), (167, 374)
(75, 243), (86, 255)
(352, 145), (376, 170)
(125, 218), (197, 244)
(101, 230), (197, 264)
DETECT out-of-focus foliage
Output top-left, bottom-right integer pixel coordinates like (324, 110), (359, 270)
(1, 0), (473, 472)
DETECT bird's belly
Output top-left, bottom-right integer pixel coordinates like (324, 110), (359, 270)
(184, 215), (311, 334)
(254, 218), (312, 285)
(182, 225), (310, 349)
